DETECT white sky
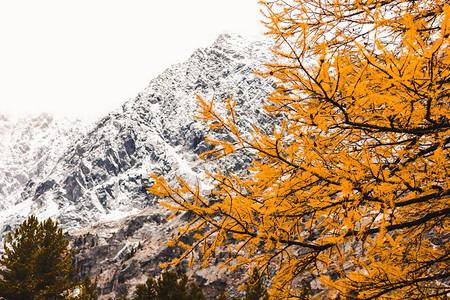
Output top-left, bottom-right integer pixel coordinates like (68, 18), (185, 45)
(0, 1), (265, 120)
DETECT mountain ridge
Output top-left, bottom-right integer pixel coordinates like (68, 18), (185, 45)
(0, 33), (278, 298)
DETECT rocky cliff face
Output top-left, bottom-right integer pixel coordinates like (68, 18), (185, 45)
(0, 114), (90, 229)
(0, 33), (277, 298)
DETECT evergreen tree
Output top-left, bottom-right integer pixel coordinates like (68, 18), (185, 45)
(157, 271), (188, 299)
(132, 271), (205, 300)
(217, 289), (241, 300)
(186, 282), (206, 300)
(217, 289), (229, 300)
(0, 215), (77, 299)
(134, 277), (157, 300)
(71, 274), (98, 300)
(243, 269), (268, 300)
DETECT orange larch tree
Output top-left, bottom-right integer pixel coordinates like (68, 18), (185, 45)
(149, 0), (450, 298)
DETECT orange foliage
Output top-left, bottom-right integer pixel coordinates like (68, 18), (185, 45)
(149, 0), (450, 298)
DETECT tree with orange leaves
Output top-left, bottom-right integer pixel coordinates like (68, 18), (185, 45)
(149, 0), (450, 298)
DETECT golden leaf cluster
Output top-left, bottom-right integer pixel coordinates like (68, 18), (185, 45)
(149, 0), (450, 298)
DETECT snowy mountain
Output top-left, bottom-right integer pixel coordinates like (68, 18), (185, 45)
(0, 33), (277, 298)
(0, 114), (91, 225)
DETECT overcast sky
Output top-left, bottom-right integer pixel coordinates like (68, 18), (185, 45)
(0, 1), (265, 120)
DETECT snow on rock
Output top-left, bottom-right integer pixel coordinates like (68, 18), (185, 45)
(0, 33), (277, 298)
(0, 114), (91, 229)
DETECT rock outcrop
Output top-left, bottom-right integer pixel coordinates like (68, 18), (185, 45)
(0, 33), (276, 298)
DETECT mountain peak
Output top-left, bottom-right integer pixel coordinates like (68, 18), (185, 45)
(0, 34), (277, 297)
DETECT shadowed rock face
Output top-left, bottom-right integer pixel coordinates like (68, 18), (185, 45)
(0, 114), (90, 210)
(0, 33), (277, 298)
(70, 209), (251, 299)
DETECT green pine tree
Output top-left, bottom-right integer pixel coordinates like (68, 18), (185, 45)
(217, 289), (229, 300)
(134, 277), (158, 300)
(157, 271), (189, 299)
(0, 215), (77, 299)
(70, 274), (98, 300)
(132, 271), (206, 300)
(186, 282), (206, 300)
(243, 268), (269, 300)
